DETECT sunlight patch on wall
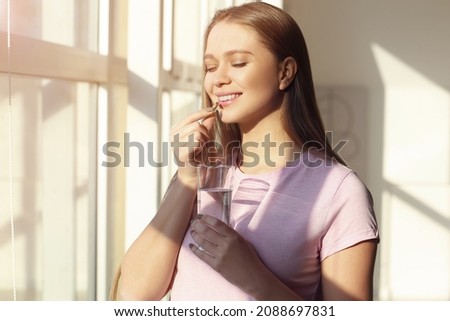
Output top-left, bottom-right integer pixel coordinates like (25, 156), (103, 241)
(372, 43), (450, 185)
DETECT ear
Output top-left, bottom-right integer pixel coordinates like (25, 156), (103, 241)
(278, 57), (297, 91)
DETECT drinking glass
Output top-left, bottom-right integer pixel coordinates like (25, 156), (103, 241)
(197, 164), (234, 225)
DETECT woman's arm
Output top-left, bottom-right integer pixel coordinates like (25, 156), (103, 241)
(249, 239), (378, 301)
(118, 108), (216, 300)
(118, 176), (197, 300)
(321, 240), (378, 300)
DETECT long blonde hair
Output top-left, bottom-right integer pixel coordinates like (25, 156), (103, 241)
(202, 2), (346, 166)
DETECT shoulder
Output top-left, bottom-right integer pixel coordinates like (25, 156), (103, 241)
(298, 152), (373, 205)
(298, 152), (362, 189)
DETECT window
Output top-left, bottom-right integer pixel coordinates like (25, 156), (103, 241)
(0, 0), (127, 300)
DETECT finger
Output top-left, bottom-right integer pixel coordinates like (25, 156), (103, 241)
(173, 130), (208, 149)
(191, 219), (225, 248)
(190, 229), (218, 254)
(189, 243), (216, 261)
(170, 132), (208, 164)
(171, 124), (214, 153)
(201, 114), (216, 132)
(193, 214), (230, 237)
(171, 121), (211, 143)
(172, 108), (215, 131)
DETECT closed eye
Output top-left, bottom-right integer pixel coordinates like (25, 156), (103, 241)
(204, 66), (218, 72)
(232, 62), (247, 68)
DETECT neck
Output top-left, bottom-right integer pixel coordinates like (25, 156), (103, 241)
(239, 111), (301, 174)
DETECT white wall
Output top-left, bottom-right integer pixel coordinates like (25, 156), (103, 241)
(285, 0), (450, 300)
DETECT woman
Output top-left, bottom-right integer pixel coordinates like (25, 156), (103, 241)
(119, 2), (379, 301)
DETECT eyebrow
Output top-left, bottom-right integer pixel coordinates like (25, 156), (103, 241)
(204, 49), (254, 60)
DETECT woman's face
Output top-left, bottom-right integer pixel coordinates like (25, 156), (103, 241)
(204, 22), (284, 129)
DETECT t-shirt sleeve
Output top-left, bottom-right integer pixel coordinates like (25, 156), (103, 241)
(319, 171), (379, 261)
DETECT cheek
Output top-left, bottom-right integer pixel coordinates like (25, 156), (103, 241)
(245, 73), (279, 95)
(204, 75), (214, 96)
(239, 65), (279, 91)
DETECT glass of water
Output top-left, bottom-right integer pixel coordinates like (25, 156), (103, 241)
(197, 164), (234, 225)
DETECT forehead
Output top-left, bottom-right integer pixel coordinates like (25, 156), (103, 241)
(205, 22), (262, 54)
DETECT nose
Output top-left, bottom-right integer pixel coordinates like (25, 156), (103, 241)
(213, 66), (231, 87)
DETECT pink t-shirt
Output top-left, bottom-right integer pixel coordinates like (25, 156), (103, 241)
(170, 153), (379, 300)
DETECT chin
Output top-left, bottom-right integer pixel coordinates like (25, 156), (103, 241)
(218, 117), (234, 125)
(217, 111), (238, 124)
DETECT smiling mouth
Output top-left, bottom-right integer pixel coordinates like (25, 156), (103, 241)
(217, 93), (242, 106)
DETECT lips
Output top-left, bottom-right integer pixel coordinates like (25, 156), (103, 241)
(217, 93), (242, 106)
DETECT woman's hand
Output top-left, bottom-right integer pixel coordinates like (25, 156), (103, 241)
(189, 215), (269, 294)
(189, 214), (303, 300)
(170, 108), (215, 186)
